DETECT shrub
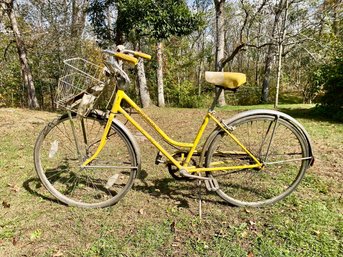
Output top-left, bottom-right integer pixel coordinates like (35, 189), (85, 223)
(312, 43), (343, 121)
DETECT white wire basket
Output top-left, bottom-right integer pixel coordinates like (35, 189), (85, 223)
(56, 58), (106, 115)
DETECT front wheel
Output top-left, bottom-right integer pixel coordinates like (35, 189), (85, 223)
(34, 112), (139, 208)
(205, 112), (312, 207)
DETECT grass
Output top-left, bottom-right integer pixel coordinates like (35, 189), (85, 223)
(220, 103), (315, 111)
(0, 106), (342, 257)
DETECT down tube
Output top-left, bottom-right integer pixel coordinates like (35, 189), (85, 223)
(119, 107), (185, 169)
(115, 91), (190, 169)
(118, 91), (193, 148)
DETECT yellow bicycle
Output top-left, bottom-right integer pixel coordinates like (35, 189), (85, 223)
(34, 47), (314, 208)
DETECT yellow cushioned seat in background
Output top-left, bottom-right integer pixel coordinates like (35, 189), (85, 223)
(205, 72), (246, 90)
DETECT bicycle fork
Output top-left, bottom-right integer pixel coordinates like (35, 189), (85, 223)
(67, 111), (82, 159)
(81, 112), (116, 166)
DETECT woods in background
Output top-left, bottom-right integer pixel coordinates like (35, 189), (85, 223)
(0, 0), (342, 114)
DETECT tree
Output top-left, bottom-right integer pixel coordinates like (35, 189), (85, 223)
(20, 0), (91, 109)
(213, 0), (270, 105)
(1, 0), (39, 108)
(88, 0), (200, 107)
(260, 0), (285, 103)
(274, 0), (289, 108)
(71, 0), (89, 38)
(156, 41), (165, 106)
(214, 0), (226, 106)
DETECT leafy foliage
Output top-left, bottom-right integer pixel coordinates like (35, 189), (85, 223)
(88, 0), (201, 44)
(312, 43), (343, 121)
(1, 0), (342, 110)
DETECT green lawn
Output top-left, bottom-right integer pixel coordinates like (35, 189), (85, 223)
(0, 106), (342, 257)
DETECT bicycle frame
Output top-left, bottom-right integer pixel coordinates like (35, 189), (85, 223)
(81, 89), (262, 173)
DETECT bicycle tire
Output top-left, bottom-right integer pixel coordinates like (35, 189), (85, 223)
(205, 112), (311, 207)
(34, 111), (139, 208)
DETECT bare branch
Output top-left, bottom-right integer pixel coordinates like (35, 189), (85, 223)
(246, 42), (274, 49)
(3, 39), (15, 61)
(248, 0), (269, 30)
(220, 43), (246, 69)
(239, 0), (249, 42)
(220, 41), (274, 70)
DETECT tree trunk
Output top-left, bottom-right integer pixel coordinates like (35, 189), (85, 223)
(275, 0), (289, 108)
(71, 0), (80, 37)
(254, 19), (263, 85)
(214, 0), (226, 106)
(71, 0), (88, 52)
(156, 41), (165, 107)
(71, 1), (88, 36)
(261, 0), (284, 103)
(137, 58), (151, 108)
(197, 62), (203, 96)
(2, 1), (39, 108)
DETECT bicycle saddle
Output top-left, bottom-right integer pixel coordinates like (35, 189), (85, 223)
(205, 71), (246, 90)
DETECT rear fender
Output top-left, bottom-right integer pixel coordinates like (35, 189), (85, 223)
(200, 109), (314, 168)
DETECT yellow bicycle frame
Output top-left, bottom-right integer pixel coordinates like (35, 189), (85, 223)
(82, 89), (262, 172)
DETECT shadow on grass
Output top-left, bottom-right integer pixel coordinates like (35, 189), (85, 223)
(23, 171), (231, 209)
(23, 177), (65, 206)
(134, 170), (232, 208)
(278, 107), (342, 123)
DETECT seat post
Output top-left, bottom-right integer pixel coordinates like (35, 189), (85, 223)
(209, 87), (223, 112)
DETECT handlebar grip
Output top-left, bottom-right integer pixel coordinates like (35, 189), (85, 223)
(114, 53), (138, 65)
(134, 52), (152, 60)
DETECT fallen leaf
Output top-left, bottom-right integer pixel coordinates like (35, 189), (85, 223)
(313, 230), (320, 236)
(241, 231), (248, 238)
(52, 250), (64, 257)
(170, 221), (176, 233)
(12, 236), (18, 246)
(8, 184), (20, 193)
(2, 201), (10, 208)
(172, 242), (179, 247)
(247, 251), (254, 257)
(174, 200), (181, 205)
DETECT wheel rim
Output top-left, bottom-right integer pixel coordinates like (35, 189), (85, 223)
(35, 116), (137, 207)
(206, 115), (309, 206)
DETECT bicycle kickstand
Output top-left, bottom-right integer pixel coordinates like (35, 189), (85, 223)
(179, 169), (219, 191)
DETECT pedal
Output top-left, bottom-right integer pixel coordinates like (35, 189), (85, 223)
(155, 151), (164, 165)
(204, 178), (219, 191)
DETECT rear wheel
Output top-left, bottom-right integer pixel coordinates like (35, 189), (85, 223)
(34, 112), (138, 208)
(205, 113), (311, 207)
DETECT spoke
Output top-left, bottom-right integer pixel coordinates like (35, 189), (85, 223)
(83, 165), (137, 169)
(54, 123), (77, 154)
(64, 172), (79, 196)
(264, 156), (311, 165)
(81, 118), (88, 146)
(38, 115), (136, 207)
(47, 135), (76, 157)
(263, 116), (279, 162)
(45, 168), (66, 182)
(257, 119), (271, 157)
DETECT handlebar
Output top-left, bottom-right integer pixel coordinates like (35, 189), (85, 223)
(102, 47), (152, 66)
(102, 47), (151, 85)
